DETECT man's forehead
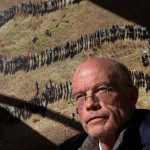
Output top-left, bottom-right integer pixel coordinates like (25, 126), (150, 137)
(73, 63), (113, 81)
(72, 61), (121, 91)
(72, 67), (113, 90)
(73, 58), (115, 75)
(75, 67), (101, 79)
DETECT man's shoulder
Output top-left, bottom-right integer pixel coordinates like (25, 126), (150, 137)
(57, 132), (88, 150)
(138, 109), (150, 147)
(137, 109), (150, 115)
(135, 109), (150, 131)
(115, 109), (150, 150)
(133, 109), (150, 123)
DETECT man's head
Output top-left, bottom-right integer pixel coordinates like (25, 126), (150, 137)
(72, 58), (138, 143)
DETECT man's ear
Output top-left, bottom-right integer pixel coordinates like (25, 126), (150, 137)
(130, 86), (138, 106)
(76, 108), (78, 114)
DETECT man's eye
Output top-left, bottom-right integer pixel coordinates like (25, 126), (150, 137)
(75, 94), (85, 101)
(95, 86), (107, 93)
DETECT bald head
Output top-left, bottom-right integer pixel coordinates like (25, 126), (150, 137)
(72, 58), (138, 143)
(72, 58), (132, 88)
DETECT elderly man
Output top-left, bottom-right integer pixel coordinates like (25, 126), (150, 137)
(58, 58), (150, 150)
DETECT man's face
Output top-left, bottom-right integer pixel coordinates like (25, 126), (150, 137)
(72, 65), (135, 140)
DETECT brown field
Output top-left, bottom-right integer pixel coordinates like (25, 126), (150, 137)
(0, 0), (150, 149)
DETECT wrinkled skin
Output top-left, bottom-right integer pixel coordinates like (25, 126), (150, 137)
(72, 58), (138, 148)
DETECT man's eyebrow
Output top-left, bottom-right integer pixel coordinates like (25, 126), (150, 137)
(91, 82), (112, 88)
(72, 90), (85, 97)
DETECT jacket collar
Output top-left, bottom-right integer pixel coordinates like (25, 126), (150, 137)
(78, 135), (99, 150)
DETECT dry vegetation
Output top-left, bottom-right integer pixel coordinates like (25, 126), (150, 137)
(0, 0), (150, 149)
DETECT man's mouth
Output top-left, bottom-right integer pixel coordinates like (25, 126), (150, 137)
(87, 116), (108, 125)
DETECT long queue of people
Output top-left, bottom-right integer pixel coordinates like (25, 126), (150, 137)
(0, 0), (81, 27)
(0, 5), (16, 27)
(0, 24), (150, 76)
(1, 68), (150, 125)
(0, 79), (72, 124)
(34, 68), (150, 109)
(129, 68), (150, 93)
(34, 79), (72, 106)
(36, 69), (150, 109)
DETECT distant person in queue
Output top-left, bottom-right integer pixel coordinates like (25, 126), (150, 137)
(57, 57), (150, 150)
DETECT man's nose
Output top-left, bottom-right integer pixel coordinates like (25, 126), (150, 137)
(85, 95), (101, 111)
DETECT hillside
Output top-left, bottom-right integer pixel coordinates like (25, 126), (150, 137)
(0, 0), (150, 150)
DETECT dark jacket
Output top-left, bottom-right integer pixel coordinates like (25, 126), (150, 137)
(57, 109), (150, 150)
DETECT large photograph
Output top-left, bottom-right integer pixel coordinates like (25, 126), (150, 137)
(0, 0), (150, 149)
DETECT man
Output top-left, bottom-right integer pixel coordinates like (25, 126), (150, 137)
(58, 58), (150, 150)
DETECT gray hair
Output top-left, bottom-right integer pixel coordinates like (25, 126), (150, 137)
(111, 60), (133, 86)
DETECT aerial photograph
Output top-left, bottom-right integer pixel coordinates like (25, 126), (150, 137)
(0, 0), (150, 149)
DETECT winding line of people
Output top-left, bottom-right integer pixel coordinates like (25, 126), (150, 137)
(0, 79), (72, 124)
(35, 79), (72, 107)
(0, 24), (150, 75)
(0, 68), (150, 125)
(0, 0), (81, 27)
(0, 5), (16, 27)
(129, 68), (150, 93)
(34, 68), (150, 111)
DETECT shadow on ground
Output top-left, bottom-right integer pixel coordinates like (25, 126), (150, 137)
(0, 94), (83, 150)
(90, 0), (150, 27)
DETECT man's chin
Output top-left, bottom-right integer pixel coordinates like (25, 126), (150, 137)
(84, 118), (109, 136)
(87, 126), (105, 138)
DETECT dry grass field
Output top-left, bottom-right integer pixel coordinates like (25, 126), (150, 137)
(0, 0), (150, 149)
